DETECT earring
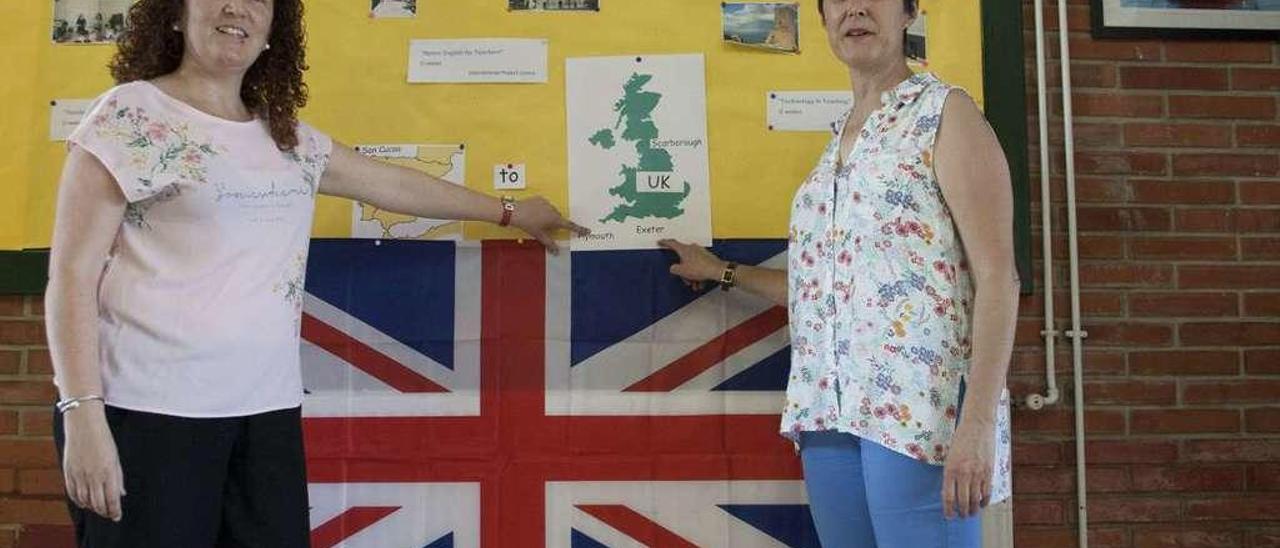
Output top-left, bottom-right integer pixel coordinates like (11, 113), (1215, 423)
(172, 24), (180, 31)
(264, 43), (271, 50)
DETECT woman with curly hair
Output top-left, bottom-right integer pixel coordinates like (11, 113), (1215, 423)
(45, 0), (583, 545)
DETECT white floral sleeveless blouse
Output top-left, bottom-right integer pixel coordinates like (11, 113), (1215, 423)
(782, 72), (1012, 503)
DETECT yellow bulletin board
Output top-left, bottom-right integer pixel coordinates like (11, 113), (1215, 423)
(1, 0), (985, 251)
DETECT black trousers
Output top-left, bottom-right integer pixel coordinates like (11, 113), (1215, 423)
(54, 405), (310, 548)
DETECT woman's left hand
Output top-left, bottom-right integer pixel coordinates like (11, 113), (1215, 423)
(941, 419), (995, 519)
(510, 196), (589, 255)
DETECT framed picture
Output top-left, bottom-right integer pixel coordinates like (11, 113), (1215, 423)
(1091, 0), (1280, 39)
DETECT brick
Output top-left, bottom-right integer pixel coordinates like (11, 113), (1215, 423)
(1087, 440), (1180, 464)
(1246, 349), (1280, 374)
(1077, 207), (1171, 231)
(1185, 380), (1280, 404)
(1075, 151), (1168, 175)
(1238, 125), (1280, 148)
(14, 525), (74, 548)
(16, 469), (63, 497)
(1066, 36), (1162, 61)
(0, 351), (17, 375)
(1132, 527), (1244, 548)
(1015, 318), (1045, 345)
(1242, 238), (1280, 260)
(1014, 409), (1126, 434)
(1014, 498), (1065, 525)
(0, 412), (16, 436)
(1029, 2), (1090, 32)
(1013, 467), (1075, 494)
(1080, 264), (1173, 288)
(1174, 208), (1235, 232)
(1181, 322), (1280, 346)
(1043, 61), (1118, 88)
(1131, 350), (1238, 376)
(0, 441), (57, 468)
(1083, 379), (1176, 405)
(1187, 496), (1280, 520)
(1125, 123), (1232, 148)
(1130, 180), (1234, 204)
(28, 298), (43, 318)
(1237, 209), (1280, 231)
(1129, 292), (1238, 316)
(1056, 122), (1123, 148)
(19, 410), (51, 437)
(0, 321), (45, 346)
(1245, 293), (1280, 317)
(0, 297), (23, 317)
(1080, 234), (1131, 259)
(1185, 439), (1280, 462)
(1075, 206), (1172, 231)
(1251, 529), (1280, 548)
(1085, 322), (1174, 346)
(1087, 467), (1135, 494)
(1121, 66), (1228, 90)
(1083, 350), (1128, 376)
(1179, 266), (1280, 289)
(1017, 528), (1129, 548)
(0, 498), (70, 525)
(1130, 238), (1237, 261)
(1240, 181), (1280, 204)
(1248, 464), (1280, 490)
(1131, 466), (1244, 492)
(0, 382), (57, 405)
(1009, 349), (1126, 376)
(1014, 441), (1063, 466)
(1088, 496), (1181, 523)
(0, 468), (12, 493)
(1166, 41), (1274, 63)
(1232, 67), (1280, 91)
(1169, 95), (1276, 120)
(1247, 408), (1280, 434)
(1020, 291), (1126, 318)
(25, 349), (51, 376)
(1069, 93), (1164, 118)
(1173, 153), (1279, 177)
(1131, 409), (1239, 434)
(1073, 177), (1132, 203)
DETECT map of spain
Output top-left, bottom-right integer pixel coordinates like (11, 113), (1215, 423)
(350, 144), (465, 240)
(588, 73), (691, 223)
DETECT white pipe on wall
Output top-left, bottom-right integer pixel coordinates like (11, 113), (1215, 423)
(1027, 0), (1061, 413)
(1027, 0), (1090, 547)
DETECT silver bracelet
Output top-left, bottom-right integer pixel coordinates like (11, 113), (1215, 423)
(55, 395), (105, 413)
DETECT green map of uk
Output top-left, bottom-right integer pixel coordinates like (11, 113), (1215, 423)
(588, 73), (691, 223)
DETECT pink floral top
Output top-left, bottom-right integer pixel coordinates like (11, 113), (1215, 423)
(62, 81), (332, 418)
(782, 73), (1012, 503)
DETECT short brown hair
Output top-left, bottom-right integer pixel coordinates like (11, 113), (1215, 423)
(817, 0), (917, 19)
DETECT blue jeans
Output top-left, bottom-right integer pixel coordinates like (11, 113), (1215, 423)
(799, 431), (983, 548)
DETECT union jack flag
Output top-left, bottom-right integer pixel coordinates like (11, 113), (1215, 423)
(301, 239), (818, 547)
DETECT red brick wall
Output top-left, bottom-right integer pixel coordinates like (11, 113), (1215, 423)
(3, 3), (1278, 547)
(0, 296), (65, 547)
(1014, 0), (1280, 546)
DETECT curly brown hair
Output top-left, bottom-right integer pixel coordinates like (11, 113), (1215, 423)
(108, 0), (310, 151)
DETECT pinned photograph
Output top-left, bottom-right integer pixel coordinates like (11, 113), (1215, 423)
(52, 0), (131, 44)
(508, 0), (600, 11)
(371, 0), (416, 18)
(722, 2), (800, 53)
(906, 11), (927, 67)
